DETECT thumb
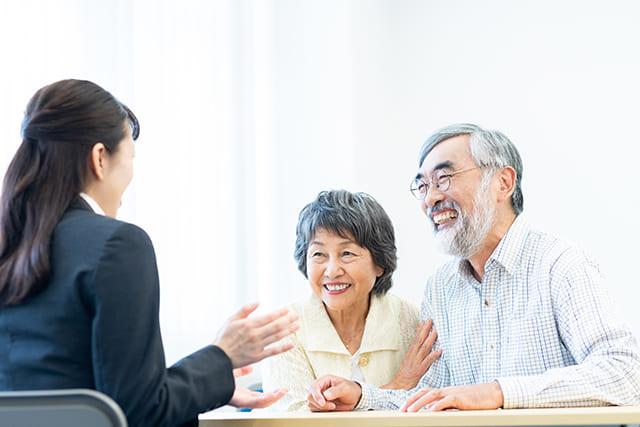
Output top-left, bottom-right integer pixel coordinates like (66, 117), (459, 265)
(232, 302), (259, 320)
(323, 381), (353, 401)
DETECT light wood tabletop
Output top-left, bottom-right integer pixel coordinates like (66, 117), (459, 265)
(199, 406), (640, 427)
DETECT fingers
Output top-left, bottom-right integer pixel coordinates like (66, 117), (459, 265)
(406, 391), (438, 412)
(308, 399), (336, 412)
(250, 306), (295, 328)
(307, 378), (360, 412)
(322, 379), (358, 402)
(408, 319), (437, 357)
(246, 321), (299, 363)
(404, 322), (429, 357)
(248, 388), (288, 409)
(307, 378), (329, 407)
(238, 309), (299, 353)
(423, 325), (437, 351)
(426, 395), (457, 412)
(400, 388), (433, 412)
(307, 375), (345, 411)
(424, 348), (443, 367)
(401, 384), (503, 412)
(256, 310), (300, 341)
(403, 389), (457, 412)
(229, 387), (289, 409)
(231, 302), (260, 320)
(233, 365), (253, 378)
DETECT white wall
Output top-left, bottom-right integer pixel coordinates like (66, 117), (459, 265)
(1, 0), (639, 365)
(268, 0), (640, 342)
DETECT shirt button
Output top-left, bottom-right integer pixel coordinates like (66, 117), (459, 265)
(490, 344), (494, 350)
(358, 355), (369, 367)
(484, 300), (489, 306)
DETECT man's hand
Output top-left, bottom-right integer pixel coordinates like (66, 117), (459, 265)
(307, 375), (362, 412)
(382, 319), (442, 390)
(214, 302), (299, 368)
(400, 381), (504, 412)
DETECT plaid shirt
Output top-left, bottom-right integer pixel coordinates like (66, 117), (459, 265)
(357, 215), (640, 410)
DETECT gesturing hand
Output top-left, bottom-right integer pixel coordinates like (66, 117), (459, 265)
(400, 382), (504, 412)
(214, 302), (299, 369)
(227, 364), (288, 409)
(382, 319), (442, 390)
(229, 386), (288, 410)
(307, 375), (362, 412)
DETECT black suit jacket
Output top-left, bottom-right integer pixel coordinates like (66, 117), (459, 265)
(0, 199), (235, 426)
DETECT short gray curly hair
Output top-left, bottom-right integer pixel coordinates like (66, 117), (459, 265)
(294, 190), (397, 296)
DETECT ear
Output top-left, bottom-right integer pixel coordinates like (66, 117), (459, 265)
(89, 143), (107, 180)
(375, 265), (384, 278)
(495, 166), (516, 204)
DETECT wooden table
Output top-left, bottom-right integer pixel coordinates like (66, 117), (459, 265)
(199, 406), (640, 427)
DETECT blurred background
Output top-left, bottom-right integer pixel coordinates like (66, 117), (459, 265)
(1, 0), (639, 377)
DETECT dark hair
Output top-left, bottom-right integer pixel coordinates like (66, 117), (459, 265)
(294, 190), (397, 296)
(418, 123), (524, 214)
(0, 79), (139, 306)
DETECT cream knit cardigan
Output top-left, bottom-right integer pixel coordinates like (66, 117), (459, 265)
(261, 292), (420, 411)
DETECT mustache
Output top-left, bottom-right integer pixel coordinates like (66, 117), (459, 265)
(427, 200), (460, 217)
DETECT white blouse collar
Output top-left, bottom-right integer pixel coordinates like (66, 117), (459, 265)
(79, 192), (106, 216)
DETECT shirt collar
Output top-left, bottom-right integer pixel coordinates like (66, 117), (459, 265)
(487, 214), (530, 276)
(304, 293), (401, 354)
(79, 192), (106, 216)
(454, 214), (530, 280)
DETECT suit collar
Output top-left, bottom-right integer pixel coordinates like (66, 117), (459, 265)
(68, 196), (94, 213)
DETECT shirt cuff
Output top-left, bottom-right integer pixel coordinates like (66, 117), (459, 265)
(354, 382), (375, 410)
(496, 376), (535, 408)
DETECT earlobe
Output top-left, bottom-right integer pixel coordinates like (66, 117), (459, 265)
(90, 143), (107, 180)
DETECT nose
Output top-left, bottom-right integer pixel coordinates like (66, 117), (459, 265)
(424, 183), (445, 209)
(324, 257), (344, 279)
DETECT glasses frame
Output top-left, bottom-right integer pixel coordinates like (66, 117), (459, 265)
(410, 166), (481, 200)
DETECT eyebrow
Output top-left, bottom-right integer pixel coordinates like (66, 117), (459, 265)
(415, 161), (454, 180)
(309, 239), (356, 247)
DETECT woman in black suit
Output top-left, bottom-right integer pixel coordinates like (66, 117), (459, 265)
(0, 79), (299, 427)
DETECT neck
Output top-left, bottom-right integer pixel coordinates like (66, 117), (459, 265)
(325, 295), (371, 354)
(82, 185), (112, 218)
(467, 212), (517, 281)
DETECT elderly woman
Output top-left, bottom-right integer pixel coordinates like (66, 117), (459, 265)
(262, 190), (441, 411)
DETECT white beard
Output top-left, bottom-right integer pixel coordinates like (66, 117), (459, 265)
(433, 173), (496, 258)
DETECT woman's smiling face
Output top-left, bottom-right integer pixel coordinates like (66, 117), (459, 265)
(306, 227), (383, 315)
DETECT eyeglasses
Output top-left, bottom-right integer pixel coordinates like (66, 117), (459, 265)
(410, 166), (481, 200)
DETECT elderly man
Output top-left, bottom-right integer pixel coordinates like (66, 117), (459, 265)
(307, 123), (640, 412)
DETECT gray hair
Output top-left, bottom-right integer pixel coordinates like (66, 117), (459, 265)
(294, 190), (397, 296)
(418, 123), (524, 215)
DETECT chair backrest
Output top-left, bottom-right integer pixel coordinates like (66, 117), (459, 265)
(0, 388), (127, 427)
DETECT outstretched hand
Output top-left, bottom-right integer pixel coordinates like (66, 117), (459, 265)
(382, 319), (442, 390)
(307, 375), (362, 412)
(214, 302), (299, 368)
(400, 382), (504, 412)
(229, 386), (288, 409)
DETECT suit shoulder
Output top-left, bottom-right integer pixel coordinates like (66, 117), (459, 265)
(104, 221), (153, 249)
(62, 209), (150, 243)
(53, 211), (154, 268)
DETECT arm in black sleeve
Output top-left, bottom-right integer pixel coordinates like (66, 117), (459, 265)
(88, 222), (235, 427)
